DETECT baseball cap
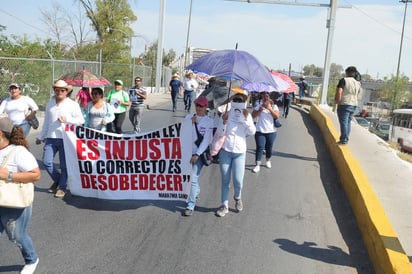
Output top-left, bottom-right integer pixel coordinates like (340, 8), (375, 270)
(9, 83), (20, 89)
(194, 96), (208, 107)
(114, 79), (123, 86)
(0, 116), (14, 134)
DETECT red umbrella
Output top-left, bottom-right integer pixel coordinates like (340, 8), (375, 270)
(270, 71), (298, 94)
(58, 70), (111, 87)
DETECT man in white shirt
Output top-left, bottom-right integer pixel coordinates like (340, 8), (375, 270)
(183, 72), (199, 112)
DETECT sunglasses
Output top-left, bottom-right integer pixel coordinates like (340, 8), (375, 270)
(54, 89), (67, 93)
(135, 79), (142, 82)
(195, 104), (205, 108)
(232, 97), (244, 103)
(92, 92), (100, 95)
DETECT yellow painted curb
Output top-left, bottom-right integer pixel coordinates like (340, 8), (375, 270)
(310, 103), (412, 274)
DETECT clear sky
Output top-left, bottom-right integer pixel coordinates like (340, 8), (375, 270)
(1, 0), (411, 79)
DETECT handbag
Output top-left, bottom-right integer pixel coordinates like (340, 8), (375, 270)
(0, 146), (34, 208)
(211, 132), (226, 156)
(27, 113), (39, 129)
(274, 118), (282, 128)
(194, 122), (212, 166)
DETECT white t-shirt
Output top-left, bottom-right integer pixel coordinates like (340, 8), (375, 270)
(0, 96), (39, 126)
(254, 101), (279, 133)
(0, 145), (38, 173)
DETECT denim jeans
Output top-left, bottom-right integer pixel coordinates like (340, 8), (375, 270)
(183, 90), (194, 111)
(219, 149), (246, 205)
(337, 105), (356, 144)
(0, 205), (38, 264)
(43, 138), (68, 190)
(19, 123), (31, 137)
(254, 131), (277, 164)
(186, 159), (204, 210)
(171, 92), (178, 111)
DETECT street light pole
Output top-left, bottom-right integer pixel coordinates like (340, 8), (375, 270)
(392, 0), (411, 111)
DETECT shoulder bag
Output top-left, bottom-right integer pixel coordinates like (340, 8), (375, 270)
(0, 146), (34, 208)
(194, 122), (212, 166)
(24, 96), (39, 129)
(27, 111), (39, 129)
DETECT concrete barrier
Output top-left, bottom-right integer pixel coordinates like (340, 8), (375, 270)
(310, 103), (412, 274)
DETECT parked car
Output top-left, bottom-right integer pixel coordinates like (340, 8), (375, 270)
(354, 117), (370, 128)
(369, 121), (390, 141)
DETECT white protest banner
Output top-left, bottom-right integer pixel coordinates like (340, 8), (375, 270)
(62, 122), (192, 201)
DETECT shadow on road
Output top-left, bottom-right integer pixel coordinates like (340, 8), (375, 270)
(61, 193), (187, 213)
(273, 238), (354, 267)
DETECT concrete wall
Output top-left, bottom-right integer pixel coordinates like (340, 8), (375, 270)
(309, 103), (412, 274)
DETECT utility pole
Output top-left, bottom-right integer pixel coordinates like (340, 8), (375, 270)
(184, 0), (193, 70)
(224, 0), (350, 105)
(392, 0), (411, 111)
(156, 0), (166, 93)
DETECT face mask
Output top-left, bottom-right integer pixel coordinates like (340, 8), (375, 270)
(231, 102), (247, 110)
(230, 102), (247, 122)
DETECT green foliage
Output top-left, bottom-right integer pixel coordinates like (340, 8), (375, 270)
(302, 64), (322, 77)
(379, 74), (411, 110)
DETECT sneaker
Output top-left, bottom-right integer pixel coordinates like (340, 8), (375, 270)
(266, 161), (272, 169)
(235, 199), (243, 212)
(20, 257), (39, 274)
(48, 182), (58, 193)
(55, 189), (66, 198)
(252, 165), (260, 173)
(216, 205), (229, 217)
(184, 208), (193, 216)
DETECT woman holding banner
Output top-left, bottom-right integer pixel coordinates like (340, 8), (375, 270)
(35, 80), (84, 198)
(184, 96), (213, 216)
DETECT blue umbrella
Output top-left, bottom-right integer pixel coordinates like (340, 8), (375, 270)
(185, 49), (280, 89)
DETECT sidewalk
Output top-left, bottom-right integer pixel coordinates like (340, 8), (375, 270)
(313, 104), (412, 272)
(322, 107), (412, 256)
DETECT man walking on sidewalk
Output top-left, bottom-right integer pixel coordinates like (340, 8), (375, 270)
(183, 72), (198, 112)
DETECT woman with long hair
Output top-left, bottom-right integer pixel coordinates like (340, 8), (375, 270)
(0, 116), (41, 274)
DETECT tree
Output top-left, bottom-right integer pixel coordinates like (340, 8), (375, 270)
(329, 63), (344, 79)
(378, 74), (410, 109)
(79, 0), (137, 63)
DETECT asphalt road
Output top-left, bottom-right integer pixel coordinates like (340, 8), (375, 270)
(0, 98), (373, 274)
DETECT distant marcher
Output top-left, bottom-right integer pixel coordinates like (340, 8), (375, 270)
(282, 92), (294, 118)
(106, 80), (130, 134)
(184, 96), (213, 216)
(298, 76), (308, 99)
(335, 66), (362, 145)
(128, 77), (147, 133)
(75, 87), (92, 119)
(0, 116), (41, 274)
(169, 73), (182, 112)
(35, 80), (84, 198)
(0, 83), (39, 137)
(183, 72), (199, 112)
(251, 91), (280, 173)
(84, 87), (115, 132)
(214, 90), (256, 217)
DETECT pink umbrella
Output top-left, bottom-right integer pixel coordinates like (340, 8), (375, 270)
(58, 70), (112, 87)
(271, 71), (298, 94)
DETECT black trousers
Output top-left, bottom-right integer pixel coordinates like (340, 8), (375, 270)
(108, 112), (126, 134)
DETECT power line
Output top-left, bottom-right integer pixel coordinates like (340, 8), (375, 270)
(0, 8), (45, 34)
(343, 0), (412, 41)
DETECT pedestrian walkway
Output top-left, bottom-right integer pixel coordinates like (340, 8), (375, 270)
(312, 103), (412, 273)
